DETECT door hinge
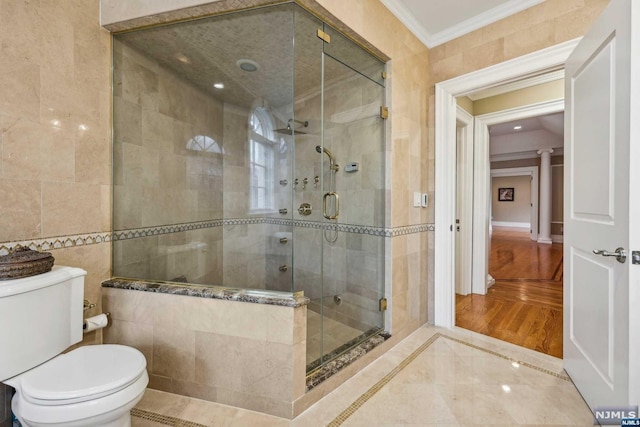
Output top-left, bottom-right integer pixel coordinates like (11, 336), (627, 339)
(379, 297), (387, 312)
(381, 71), (387, 79)
(380, 106), (389, 120)
(317, 29), (331, 43)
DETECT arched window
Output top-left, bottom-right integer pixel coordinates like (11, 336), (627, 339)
(249, 108), (276, 211)
(186, 135), (223, 154)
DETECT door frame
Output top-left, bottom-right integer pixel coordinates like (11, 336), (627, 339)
(471, 100), (564, 295)
(434, 38), (579, 327)
(455, 106), (474, 296)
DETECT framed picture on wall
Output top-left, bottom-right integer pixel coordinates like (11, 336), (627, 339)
(498, 187), (514, 201)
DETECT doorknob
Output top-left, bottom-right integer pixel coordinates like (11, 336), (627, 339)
(593, 247), (626, 263)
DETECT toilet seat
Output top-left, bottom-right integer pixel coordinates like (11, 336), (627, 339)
(19, 345), (146, 406)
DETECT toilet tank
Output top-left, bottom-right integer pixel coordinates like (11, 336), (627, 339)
(0, 266), (86, 382)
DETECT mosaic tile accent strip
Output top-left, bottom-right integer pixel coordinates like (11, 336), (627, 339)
(131, 408), (209, 427)
(327, 332), (570, 426)
(102, 278), (310, 307)
(112, 218), (435, 241)
(390, 223), (435, 236)
(441, 335), (571, 381)
(0, 232), (112, 256)
(112, 219), (226, 241)
(0, 220), (436, 256)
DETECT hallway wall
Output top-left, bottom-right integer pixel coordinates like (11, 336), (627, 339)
(491, 175), (532, 225)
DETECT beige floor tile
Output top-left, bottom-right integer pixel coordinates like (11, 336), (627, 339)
(133, 324), (593, 427)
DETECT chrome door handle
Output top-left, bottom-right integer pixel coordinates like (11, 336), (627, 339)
(593, 247), (627, 263)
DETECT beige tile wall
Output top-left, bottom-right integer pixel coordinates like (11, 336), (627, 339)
(0, 0), (111, 410)
(429, 0), (610, 84)
(0, 0), (111, 346)
(102, 288), (306, 419)
(113, 41), (224, 230)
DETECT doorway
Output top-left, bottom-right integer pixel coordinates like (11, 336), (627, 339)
(455, 106), (565, 357)
(433, 40), (577, 328)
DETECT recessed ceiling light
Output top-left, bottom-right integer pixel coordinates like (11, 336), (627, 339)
(236, 59), (259, 72)
(213, 83), (224, 89)
(513, 125), (523, 130)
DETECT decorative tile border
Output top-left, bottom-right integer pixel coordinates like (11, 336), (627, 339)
(0, 220), (436, 256)
(390, 223), (435, 236)
(327, 332), (570, 426)
(442, 334), (570, 381)
(131, 408), (208, 427)
(112, 220), (225, 241)
(0, 232), (112, 256)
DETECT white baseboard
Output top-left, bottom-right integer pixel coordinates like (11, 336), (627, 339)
(491, 221), (530, 229)
(551, 234), (564, 243)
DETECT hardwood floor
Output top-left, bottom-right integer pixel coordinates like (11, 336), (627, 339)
(456, 226), (564, 358)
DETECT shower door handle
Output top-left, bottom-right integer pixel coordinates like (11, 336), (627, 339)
(323, 192), (340, 220)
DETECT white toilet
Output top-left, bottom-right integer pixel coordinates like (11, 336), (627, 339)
(0, 266), (149, 427)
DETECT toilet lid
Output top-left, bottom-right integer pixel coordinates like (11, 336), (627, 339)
(20, 345), (146, 405)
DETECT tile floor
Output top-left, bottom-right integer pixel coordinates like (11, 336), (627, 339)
(131, 325), (594, 426)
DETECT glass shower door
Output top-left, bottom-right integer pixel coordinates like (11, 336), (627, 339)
(292, 12), (386, 373)
(315, 27), (386, 369)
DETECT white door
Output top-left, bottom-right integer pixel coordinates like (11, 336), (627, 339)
(564, 0), (636, 409)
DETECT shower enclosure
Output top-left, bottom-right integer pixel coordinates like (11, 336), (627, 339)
(112, 3), (387, 373)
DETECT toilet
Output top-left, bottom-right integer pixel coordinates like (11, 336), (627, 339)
(0, 266), (149, 427)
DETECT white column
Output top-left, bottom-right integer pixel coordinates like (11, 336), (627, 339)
(537, 148), (554, 244)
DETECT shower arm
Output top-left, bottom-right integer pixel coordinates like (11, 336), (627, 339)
(288, 118), (309, 128)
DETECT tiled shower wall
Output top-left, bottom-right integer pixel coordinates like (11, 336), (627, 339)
(113, 41), (225, 284)
(112, 9), (386, 323)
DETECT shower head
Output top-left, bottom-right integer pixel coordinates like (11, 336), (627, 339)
(274, 118), (308, 135)
(315, 145), (339, 171)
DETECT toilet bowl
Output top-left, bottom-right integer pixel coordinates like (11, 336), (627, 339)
(0, 267), (149, 427)
(6, 345), (148, 427)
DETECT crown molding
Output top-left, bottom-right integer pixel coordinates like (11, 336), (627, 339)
(381, 0), (544, 49)
(379, 0), (433, 48)
(429, 0), (544, 47)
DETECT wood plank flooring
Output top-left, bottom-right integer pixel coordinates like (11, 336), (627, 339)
(456, 227), (564, 358)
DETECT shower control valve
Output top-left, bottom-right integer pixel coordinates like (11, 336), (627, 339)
(298, 203), (312, 216)
(302, 177), (308, 189)
(294, 178), (299, 188)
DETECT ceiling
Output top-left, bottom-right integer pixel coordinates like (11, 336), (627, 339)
(489, 112), (564, 137)
(380, 0), (543, 48)
(115, 4), (384, 113)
